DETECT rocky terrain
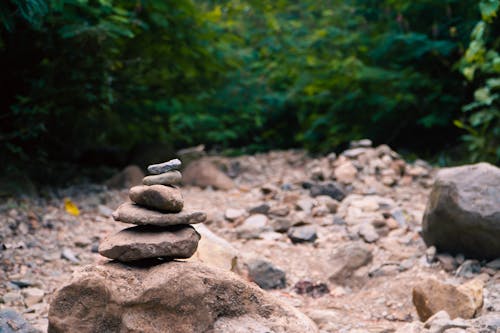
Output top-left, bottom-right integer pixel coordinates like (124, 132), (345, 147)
(0, 143), (499, 332)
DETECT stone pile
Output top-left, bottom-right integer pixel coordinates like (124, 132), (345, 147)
(98, 159), (207, 262)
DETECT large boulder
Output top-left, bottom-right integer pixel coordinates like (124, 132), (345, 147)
(48, 261), (318, 333)
(105, 165), (144, 190)
(183, 159), (235, 190)
(422, 163), (500, 259)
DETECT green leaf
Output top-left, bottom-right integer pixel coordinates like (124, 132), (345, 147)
(479, 0), (500, 22)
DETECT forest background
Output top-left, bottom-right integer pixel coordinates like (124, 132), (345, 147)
(1, 0), (499, 185)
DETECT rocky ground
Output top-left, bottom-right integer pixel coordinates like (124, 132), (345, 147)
(1, 144), (499, 332)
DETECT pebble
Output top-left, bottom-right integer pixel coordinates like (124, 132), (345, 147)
(329, 242), (373, 285)
(350, 139), (373, 148)
(485, 258), (500, 269)
(236, 214), (269, 239)
(2, 291), (22, 304)
(61, 248), (80, 263)
(296, 198), (314, 213)
(310, 182), (346, 201)
(424, 311), (470, 332)
(21, 288), (44, 307)
(437, 254), (457, 272)
(425, 246), (437, 263)
(456, 260), (481, 278)
(293, 280), (330, 298)
(224, 208), (246, 221)
(288, 225), (317, 243)
(270, 218), (293, 233)
(248, 203), (270, 215)
(358, 223), (379, 243)
(147, 159), (182, 174)
(9, 280), (34, 289)
(247, 259), (286, 290)
(268, 205), (290, 217)
(315, 196), (339, 213)
(97, 205), (114, 217)
(0, 309), (40, 333)
(334, 161), (358, 183)
(391, 208), (407, 227)
(342, 148), (369, 158)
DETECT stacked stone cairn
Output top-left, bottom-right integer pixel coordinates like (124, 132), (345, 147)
(98, 159), (207, 263)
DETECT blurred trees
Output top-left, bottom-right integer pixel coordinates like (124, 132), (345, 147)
(0, 0), (498, 181)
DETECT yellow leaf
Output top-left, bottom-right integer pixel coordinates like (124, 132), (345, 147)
(64, 198), (80, 216)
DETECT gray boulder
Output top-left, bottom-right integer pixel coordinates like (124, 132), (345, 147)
(422, 163), (500, 259)
(48, 261), (318, 333)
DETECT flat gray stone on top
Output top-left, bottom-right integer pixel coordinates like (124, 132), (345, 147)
(112, 202), (206, 226)
(147, 159), (181, 175)
(99, 225), (200, 261)
(143, 170), (182, 186)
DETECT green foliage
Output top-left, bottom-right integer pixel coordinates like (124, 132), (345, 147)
(0, 0), (495, 183)
(0, 0), (48, 31)
(174, 0), (477, 153)
(1, 0), (221, 178)
(457, 0), (500, 162)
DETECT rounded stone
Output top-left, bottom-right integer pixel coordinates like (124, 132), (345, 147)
(129, 185), (183, 212)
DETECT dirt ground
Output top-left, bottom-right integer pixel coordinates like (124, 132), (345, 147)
(1, 149), (499, 332)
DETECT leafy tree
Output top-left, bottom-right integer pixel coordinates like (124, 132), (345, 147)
(456, 0), (500, 163)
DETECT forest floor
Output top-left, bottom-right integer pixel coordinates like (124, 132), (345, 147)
(0, 148), (499, 332)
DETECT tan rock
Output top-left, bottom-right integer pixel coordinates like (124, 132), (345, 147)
(183, 159), (234, 190)
(129, 185), (183, 212)
(334, 161), (358, 183)
(105, 165), (144, 189)
(48, 261), (318, 333)
(329, 242), (373, 287)
(112, 202), (206, 226)
(21, 288), (44, 307)
(412, 278), (484, 321)
(224, 208), (246, 222)
(188, 224), (240, 272)
(99, 225), (200, 262)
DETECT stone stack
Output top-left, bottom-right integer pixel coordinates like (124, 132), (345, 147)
(98, 159), (207, 262)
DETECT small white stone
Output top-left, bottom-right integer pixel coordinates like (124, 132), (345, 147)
(22, 288), (45, 307)
(224, 208), (246, 221)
